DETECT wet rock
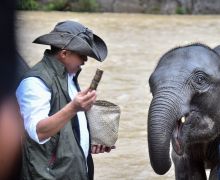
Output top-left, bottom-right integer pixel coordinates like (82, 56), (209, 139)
(141, 0), (162, 14)
(113, 0), (145, 13)
(192, 0), (220, 14)
(160, 0), (178, 14)
(96, 0), (115, 12)
(96, 0), (220, 14)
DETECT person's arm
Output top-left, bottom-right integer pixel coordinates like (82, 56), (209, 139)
(16, 77), (96, 143)
(16, 77), (52, 144)
(36, 88), (96, 141)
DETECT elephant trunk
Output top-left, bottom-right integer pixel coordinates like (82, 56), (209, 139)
(148, 93), (180, 175)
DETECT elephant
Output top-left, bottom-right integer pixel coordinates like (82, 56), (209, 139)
(147, 43), (220, 180)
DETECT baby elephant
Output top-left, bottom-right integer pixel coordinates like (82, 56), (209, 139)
(148, 43), (220, 180)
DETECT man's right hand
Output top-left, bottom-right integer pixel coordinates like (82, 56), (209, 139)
(71, 88), (97, 112)
(36, 88), (96, 142)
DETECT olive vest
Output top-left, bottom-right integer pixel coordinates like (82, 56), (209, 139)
(21, 51), (93, 180)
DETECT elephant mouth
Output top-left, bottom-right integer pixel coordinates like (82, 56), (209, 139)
(172, 116), (187, 155)
(171, 109), (213, 156)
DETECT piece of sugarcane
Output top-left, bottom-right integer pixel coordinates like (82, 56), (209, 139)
(89, 68), (103, 90)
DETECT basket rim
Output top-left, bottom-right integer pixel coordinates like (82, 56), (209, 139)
(94, 100), (120, 108)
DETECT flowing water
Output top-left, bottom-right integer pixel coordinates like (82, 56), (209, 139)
(16, 11), (220, 180)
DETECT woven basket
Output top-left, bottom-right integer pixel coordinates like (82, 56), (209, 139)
(86, 100), (121, 147)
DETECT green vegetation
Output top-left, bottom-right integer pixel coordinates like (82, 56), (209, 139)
(17, 0), (39, 10)
(176, 6), (188, 14)
(41, 0), (68, 11)
(16, 0), (99, 12)
(77, 0), (99, 12)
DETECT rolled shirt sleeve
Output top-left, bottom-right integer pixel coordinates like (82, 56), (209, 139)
(16, 77), (51, 144)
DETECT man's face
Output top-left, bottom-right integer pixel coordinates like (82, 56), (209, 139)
(60, 50), (88, 73)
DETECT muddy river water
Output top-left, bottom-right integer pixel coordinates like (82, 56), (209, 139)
(16, 11), (220, 179)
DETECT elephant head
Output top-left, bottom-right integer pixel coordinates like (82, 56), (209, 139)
(147, 43), (220, 175)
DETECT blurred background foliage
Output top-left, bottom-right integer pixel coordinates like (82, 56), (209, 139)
(16, 0), (220, 14)
(17, 0), (39, 10)
(17, 0), (99, 12)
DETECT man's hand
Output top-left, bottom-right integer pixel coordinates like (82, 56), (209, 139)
(71, 88), (96, 112)
(36, 88), (96, 142)
(91, 144), (116, 154)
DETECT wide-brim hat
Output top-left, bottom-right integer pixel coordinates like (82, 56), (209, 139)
(33, 20), (108, 61)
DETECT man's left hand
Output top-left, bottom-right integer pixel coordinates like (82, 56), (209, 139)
(91, 144), (116, 154)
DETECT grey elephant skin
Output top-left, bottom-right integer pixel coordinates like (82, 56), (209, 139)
(148, 43), (220, 180)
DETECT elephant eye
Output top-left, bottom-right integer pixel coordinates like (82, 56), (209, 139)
(196, 76), (206, 85)
(192, 71), (210, 91)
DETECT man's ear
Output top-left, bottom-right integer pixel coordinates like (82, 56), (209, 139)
(58, 49), (68, 59)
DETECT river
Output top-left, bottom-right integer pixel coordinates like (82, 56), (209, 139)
(15, 11), (220, 180)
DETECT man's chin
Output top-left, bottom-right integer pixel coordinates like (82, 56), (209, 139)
(72, 67), (82, 73)
(78, 66), (82, 71)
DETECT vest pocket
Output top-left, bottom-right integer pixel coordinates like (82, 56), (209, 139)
(47, 151), (56, 170)
(46, 135), (59, 171)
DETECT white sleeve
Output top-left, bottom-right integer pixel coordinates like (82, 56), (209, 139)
(16, 77), (51, 144)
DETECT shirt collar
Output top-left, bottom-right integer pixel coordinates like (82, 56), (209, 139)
(43, 50), (82, 79)
(43, 50), (66, 77)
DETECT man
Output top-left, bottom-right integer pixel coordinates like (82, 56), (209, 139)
(16, 20), (113, 180)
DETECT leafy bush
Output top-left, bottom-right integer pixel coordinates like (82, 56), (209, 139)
(17, 0), (39, 10)
(41, 0), (68, 11)
(176, 6), (189, 14)
(16, 0), (99, 12)
(75, 0), (99, 12)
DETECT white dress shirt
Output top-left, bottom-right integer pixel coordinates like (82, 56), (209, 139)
(16, 74), (89, 159)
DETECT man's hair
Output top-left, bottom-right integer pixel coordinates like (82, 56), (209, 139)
(50, 46), (62, 55)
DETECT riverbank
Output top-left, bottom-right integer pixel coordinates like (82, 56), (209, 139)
(17, 0), (220, 14)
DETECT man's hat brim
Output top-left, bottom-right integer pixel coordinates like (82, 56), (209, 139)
(33, 32), (107, 62)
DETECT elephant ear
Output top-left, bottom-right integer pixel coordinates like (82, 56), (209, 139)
(214, 45), (220, 56)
